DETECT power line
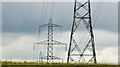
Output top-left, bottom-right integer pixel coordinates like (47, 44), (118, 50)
(40, 1), (45, 24)
(50, 0), (55, 18)
(43, 0), (49, 24)
(93, 2), (103, 28)
(38, 0), (49, 42)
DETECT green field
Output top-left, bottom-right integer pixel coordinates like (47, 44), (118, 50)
(0, 61), (1, 67)
(1, 61), (119, 67)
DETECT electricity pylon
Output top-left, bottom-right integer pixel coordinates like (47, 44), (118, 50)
(34, 18), (67, 63)
(39, 51), (43, 62)
(67, 0), (97, 63)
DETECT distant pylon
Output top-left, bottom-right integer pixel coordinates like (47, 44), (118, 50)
(67, 0), (97, 63)
(39, 51), (43, 62)
(34, 18), (67, 63)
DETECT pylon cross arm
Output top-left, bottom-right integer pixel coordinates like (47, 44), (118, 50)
(34, 40), (66, 45)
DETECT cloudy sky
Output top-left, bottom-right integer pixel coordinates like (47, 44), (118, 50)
(1, 0), (118, 64)
(0, 0), (2, 61)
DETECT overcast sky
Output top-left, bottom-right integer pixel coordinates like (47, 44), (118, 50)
(1, 1), (118, 64)
(0, 2), (1, 32)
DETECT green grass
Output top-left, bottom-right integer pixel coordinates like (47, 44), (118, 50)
(0, 61), (1, 67)
(1, 61), (119, 67)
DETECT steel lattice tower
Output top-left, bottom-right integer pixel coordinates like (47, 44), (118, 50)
(39, 51), (43, 62)
(34, 18), (67, 63)
(67, 0), (97, 63)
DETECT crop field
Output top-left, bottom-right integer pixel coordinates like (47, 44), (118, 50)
(1, 61), (119, 67)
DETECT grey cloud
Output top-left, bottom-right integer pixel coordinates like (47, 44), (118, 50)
(2, 2), (118, 33)
(118, 2), (120, 42)
(2, 31), (118, 63)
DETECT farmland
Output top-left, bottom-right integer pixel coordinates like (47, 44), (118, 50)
(1, 61), (119, 67)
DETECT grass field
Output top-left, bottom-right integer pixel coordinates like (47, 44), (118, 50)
(1, 61), (119, 67)
(0, 61), (1, 67)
